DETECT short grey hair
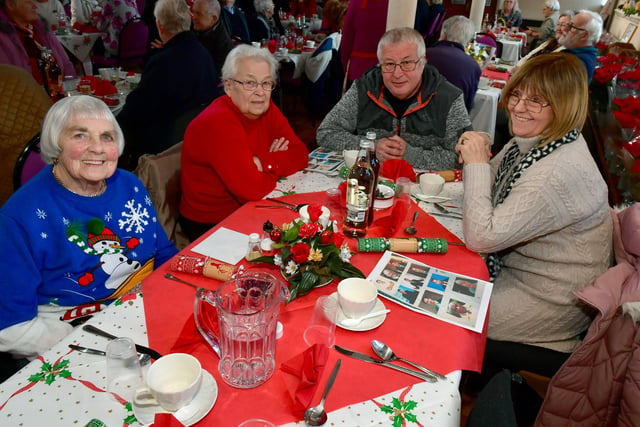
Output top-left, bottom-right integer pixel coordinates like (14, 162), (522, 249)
(377, 27), (426, 63)
(155, 0), (191, 35)
(559, 10), (575, 19)
(221, 44), (279, 81)
(578, 9), (603, 45)
(254, 0), (273, 15)
(544, 0), (559, 11)
(440, 15), (475, 45)
(40, 95), (125, 164)
(194, 0), (221, 17)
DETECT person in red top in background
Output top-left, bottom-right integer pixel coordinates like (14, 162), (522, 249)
(340, 0), (388, 85)
(179, 44), (309, 242)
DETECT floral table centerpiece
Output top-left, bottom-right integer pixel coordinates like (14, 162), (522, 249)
(251, 203), (365, 302)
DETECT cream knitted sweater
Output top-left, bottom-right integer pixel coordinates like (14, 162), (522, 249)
(462, 134), (613, 353)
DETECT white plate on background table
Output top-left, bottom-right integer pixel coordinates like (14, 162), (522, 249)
(329, 292), (387, 332)
(134, 369), (218, 426)
(410, 184), (451, 203)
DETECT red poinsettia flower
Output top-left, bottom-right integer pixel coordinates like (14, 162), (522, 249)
(307, 203), (323, 223)
(298, 223), (320, 239)
(290, 242), (311, 263)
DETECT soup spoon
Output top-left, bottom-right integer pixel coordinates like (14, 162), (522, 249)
(339, 309), (391, 327)
(304, 359), (342, 426)
(371, 340), (446, 380)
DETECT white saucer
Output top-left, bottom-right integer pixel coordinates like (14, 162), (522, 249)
(410, 184), (451, 203)
(328, 292), (387, 331)
(134, 369), (218, 426)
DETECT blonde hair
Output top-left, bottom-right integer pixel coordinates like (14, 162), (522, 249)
(500, 53), (588, 144)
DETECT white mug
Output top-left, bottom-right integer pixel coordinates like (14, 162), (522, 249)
(419, 173), (445, 196)
(133, 353), (202, 412)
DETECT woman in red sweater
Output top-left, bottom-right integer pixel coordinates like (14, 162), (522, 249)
(179, 44), (309, 241)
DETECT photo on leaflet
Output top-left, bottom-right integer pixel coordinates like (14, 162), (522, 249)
(419, 290), (444, 314)
(395, 285), (419, 304)
(427, 273), (450, 292)
(452, 277), (478, 297)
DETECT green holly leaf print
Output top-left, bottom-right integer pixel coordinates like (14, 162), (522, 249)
(392, 397), (402, 409)
(403, 400), (418, 411)
(28, 372), (45, 382)
(58, 370), (72, 378)
(405, 413), (418, 423)
(53, 359), (69, 370)
(125, 402), (133, 411)
(380, 404), (394, 414)
(45, 373), (56, 385)
(41, 362), (52, 371)
(123, 414), (137, 424)
(393, 416), (403, 427)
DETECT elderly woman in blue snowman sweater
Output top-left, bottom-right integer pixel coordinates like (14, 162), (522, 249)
(0, 96), (177, 360)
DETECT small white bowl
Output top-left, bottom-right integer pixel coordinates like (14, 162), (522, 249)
(343, 150), (359, 169)
(373, 184), (394, 210)
(299, 205), (330, 227)
(419, 173), (445, 196)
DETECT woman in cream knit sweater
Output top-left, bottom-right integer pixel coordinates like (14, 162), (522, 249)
(455, 53), (612, 377)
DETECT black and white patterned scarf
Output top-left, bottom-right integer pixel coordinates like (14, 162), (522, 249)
(486, 129), (580, 281)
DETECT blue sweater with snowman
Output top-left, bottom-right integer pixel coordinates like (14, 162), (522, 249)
(0, 166), (177, 357)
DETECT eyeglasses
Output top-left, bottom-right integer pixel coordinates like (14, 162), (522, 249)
(507, 91), (550, 113)
(230, 79), (276, 91)
(380, 58), (422, 73)
(567, 23), (587, 32)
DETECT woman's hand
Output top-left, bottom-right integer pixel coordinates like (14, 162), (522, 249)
(269, 137), (289, 152)
(455, 131), (492, 165)
(376, 135), (407, 161)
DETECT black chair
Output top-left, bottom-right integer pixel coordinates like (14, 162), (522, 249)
(13, 133), (46, 191)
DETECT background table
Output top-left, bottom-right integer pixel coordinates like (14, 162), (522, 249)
(56, 32), (104, 75)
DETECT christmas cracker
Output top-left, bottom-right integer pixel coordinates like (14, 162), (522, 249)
(170, 255), (236, 281)
(357, 238), (449, 254)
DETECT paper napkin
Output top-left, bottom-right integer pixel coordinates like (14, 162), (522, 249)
(152, 413), (185, 427)
(191, 227), (248, 265)
(280, 344), (329, 417)
(379, 159), (416, 182)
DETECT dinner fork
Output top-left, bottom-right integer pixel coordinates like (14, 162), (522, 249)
(433, 203), (462, 217)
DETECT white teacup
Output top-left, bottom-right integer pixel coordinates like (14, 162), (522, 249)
(343, 149), (359, 169)
(337, 278), (378, 318)
(299, 204), (330, 227)
(478, 76), (490, 90)
(419, 173), (445, 196)
(134, 353), (202, 412)
(305, 40), (316, 49)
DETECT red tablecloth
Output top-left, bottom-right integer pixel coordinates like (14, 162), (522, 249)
(142, 192), (489, 426)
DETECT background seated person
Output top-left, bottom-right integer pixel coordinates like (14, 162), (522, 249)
(526, 0), (559, 50)
(455, 53), (612, 378)
(179, 45), (309, 241)
(0, 0), (76, 87)
(497, 0), (522, 29)
(247, 0), (277, 42)
(0, 95), (177, 360)
(515, 10), (573, 68)
(35, 0), (65, 31)
(317, 27), (472, 171)
(426, 15), (480, 112)
(117, 0), (218, 170)
(221, 0), (250, 44)
(558, 9), (602, 83)
(70, 0), (100, 28)
(192, 0), (233, 78)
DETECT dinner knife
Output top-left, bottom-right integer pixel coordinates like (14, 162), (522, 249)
(68, 344), (106, 356)
(333, 345), (437, 382)
(82, 324), (163, 360)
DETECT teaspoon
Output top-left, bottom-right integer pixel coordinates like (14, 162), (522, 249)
(339, 309), (391, 327)
(304, 359), (342, 426)
(404, 211), (419, 235)
(371, 340), (446, 381)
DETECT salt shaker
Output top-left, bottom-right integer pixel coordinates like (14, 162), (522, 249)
(245, 233), (261, 261)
